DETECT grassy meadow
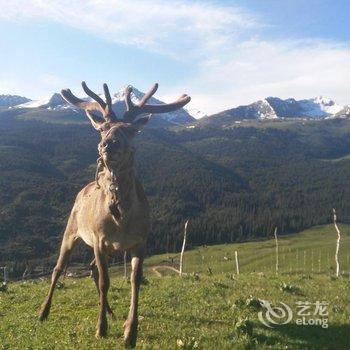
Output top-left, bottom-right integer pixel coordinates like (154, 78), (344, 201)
(1, 225), (350, 349)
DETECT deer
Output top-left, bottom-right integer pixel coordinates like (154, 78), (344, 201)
(38, 81), (190, 348)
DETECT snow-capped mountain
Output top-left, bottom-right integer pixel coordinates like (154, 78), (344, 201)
(14, 86), (195, 125)
(7, 90), (350, 125)
(234, 99), (278, 120)
(205, 98), (278, 124)
(184, 107), (207, 119)
(266, 96), (346, 118)
(206, 96), (350, 125)
(335, 105), (350, 117)
(0, 95), (31, 107)
(16, 93), (71, 110)
(109, 86), (195, 124)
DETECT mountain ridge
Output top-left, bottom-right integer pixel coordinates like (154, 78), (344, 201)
(0, 94), (31, 107)
(203, 96), (350, 125)
(4, 90), (350, 124)
(14, 86), (195, 125)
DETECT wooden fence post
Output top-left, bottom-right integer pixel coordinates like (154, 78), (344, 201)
(1, 267), (8, 283)
(235, 251), (240, 275)
(333, 208), (341, 277)
(318, 250), (321, 273)
(296, 249), (299, 272)
(179, 220), (189, 277)
(289, 248), (292, 273)
(22, 267), (29, 280)
(274, 227), (279, 274)
(124, 251), (127, 279)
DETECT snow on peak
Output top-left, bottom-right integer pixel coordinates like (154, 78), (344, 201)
(110, 85), (146, 105)
(13, 88), (348, 123)
(210, 96), (350, 124)
(16, 93), (67, 110)
(308, 96), (344, 115)
(109, 86), (194, 123)
(266, 96), (348, 119)
(184, 107), (207, 119)
(13, 86), (193, 123)
(312, 96), (334, 105)
(298, 96), (344, 117)
(255, 99), (278, 119)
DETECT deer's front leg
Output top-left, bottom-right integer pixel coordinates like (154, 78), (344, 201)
(124, 247), (144, 348)
(89, 258), (115, 319)
(94, 244), (110, 338)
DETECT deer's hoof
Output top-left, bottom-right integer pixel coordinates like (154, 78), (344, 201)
(95, 319), (108, 339)
(124, 335), (136, 349)
(38, 312), (48, 322)
(95, 329), (107, 339)
(124, 320), (137, 348)
(38, 303), (50, 321)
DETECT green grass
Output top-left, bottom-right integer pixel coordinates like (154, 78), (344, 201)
(146, 224), (350, 276)
(1, 225), (350, 349)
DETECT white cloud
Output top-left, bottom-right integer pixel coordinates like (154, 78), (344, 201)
(0, 73), (67, 98)
(187, 39), (350, 114)
(1, 1), (350, 114)
(39, 73), (64, 88)
(0, 0), (259, 58)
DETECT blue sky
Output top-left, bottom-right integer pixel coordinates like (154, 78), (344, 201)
(0, 0), (349, 114)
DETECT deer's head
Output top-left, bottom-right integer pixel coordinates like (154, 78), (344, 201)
(61, 82), (190, 167)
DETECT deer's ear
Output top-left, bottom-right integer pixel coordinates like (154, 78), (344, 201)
(132, 114), (151, 131)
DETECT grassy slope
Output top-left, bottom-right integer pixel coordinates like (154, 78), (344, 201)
(146, 224), (350, 276)
(1, 225), (350, 349)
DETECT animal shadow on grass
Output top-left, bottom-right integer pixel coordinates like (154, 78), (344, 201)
(256, 323), (350, 349)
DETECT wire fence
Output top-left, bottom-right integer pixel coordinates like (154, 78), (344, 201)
(2, 225), (350, 282)
(177, 234), (350, 277)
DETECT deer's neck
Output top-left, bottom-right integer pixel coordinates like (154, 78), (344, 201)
(101, 164), (137, 220)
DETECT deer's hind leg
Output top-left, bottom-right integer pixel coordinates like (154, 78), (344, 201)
(89, 258), (114, 318)
(39, 218), (78, 321)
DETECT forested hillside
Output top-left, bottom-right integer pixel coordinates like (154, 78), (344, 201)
(1, 108), (350, 275)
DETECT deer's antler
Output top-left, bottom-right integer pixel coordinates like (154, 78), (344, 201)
(61, 81), (191, 127)
(61, 82), (121, 126)
(123, 83), (191, 122)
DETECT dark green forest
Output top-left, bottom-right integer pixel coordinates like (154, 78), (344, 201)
(1, 108), (350, 276)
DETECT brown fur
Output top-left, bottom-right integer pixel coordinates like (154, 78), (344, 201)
(38, 82), (190, 348)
